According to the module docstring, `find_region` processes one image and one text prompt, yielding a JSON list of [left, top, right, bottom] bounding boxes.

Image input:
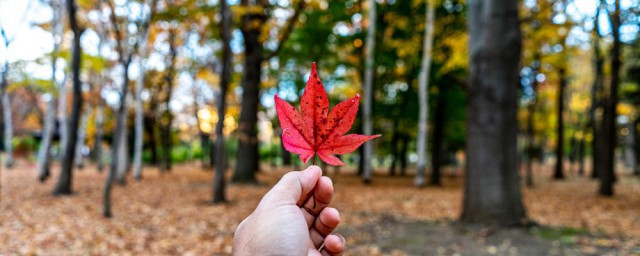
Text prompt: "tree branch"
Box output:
[[106, 0, 126, 64], [264, 0, 305, 60]]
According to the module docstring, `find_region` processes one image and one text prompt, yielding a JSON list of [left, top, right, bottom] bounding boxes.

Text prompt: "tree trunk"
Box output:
[[58, 73, 68, 162], [415, 0, 435, 188], [53, 0, 83, 195], [38, 95, 56, 181], [600, 0, 621, 196], [74, 106, 89, 169], [144, 115, 158, 165], [399, 134, 408, 176], [105, 62, 130, 215], [461, 0, 526, 226], [1, 53, 13, 169], [213, 0, 231, 203], [232, 10, 264, 184], [525, 53, 541, 187], [133, 67, 145, 180], [133, 58, 146, 180], [133, 1, 155, 180], [430, 83, 445, 186], [554, 67, 566, 179], [37, 0, 65, 180], [115, 70, 131, 184], [634, 116, 640, 176], [361, 0, 377, 184], [388, 120, 399, 176], [159, 30, 177, 172], [591, 0, 605, 179], [94, 86, 105, 172]]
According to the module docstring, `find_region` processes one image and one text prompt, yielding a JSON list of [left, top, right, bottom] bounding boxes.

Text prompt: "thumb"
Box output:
[[262, 165, 322, 207]]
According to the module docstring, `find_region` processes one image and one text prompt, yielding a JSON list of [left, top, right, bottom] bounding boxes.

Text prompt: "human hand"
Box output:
[[233, 166, 345, 256]]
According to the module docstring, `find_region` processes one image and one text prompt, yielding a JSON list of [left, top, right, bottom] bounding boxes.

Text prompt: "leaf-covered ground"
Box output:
[[1, 161, 639, 255]]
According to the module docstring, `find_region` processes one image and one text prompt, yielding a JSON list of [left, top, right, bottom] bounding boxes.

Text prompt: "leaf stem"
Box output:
[[312, 155, 317, 209]]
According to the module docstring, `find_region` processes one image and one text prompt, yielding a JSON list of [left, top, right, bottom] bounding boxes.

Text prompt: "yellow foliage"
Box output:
[[196, 68, 220, 86], [439, 33, 468, 73], [618, 103, 635, 116]]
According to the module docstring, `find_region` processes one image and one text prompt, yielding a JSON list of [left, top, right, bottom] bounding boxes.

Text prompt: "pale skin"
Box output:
[[233, 166, 346, 256]]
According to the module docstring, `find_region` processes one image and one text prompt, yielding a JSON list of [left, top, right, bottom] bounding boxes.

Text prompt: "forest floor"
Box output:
[[1, 160, 640, 255]]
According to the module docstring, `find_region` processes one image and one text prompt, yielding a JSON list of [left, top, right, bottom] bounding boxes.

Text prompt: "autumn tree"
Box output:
[[460, 0, 527, 225], [232, 0, 304, 183], [0, 25, 14, 169], [36, 0, 66, 181], [600, 0, 622, 196], [415, 0, 435, 188], [212, 0, 232, 203], [361, 0, 376, 183], [53, 0, 84, 195]]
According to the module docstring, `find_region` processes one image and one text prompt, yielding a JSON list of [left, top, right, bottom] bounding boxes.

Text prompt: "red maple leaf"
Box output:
[[275, 62, 380, 166]]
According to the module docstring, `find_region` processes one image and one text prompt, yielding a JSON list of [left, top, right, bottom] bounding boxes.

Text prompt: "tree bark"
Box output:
[[38, 95, 56, 181], [591, 0, 605, 179], [361, 0, 377, 184], [213, 0, 231, 203], [232, 9, 264, 183], [74, 106, 89, 169], [0, 29, 13, 169], [430, 84, 445, 186], [37, 0, 65, 181], [554, 67, 566, 179], [115, 69, 131, 184], [399, 133, 408, 176], [415, 0, 436, 188], [58, 71, 68, 163], [461, 0, 527, 226], [388, 120, 399, 176], [94, 92, 105, 172], [159, 30, 177, 172], [133, 0, 156, 180], [600, 0, 621, 196], [53, 0, 83, 195]]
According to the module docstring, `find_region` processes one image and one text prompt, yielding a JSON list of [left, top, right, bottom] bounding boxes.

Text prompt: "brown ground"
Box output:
[[1, 160, 639, 255]]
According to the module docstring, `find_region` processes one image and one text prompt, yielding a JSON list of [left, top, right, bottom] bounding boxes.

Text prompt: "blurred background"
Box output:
[[0, 0, 639, 255]]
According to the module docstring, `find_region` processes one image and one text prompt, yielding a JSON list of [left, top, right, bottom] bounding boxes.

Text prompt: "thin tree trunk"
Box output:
[[525, 52, 541, 187], [634, 116, 640, 176], [144, 115, 158, 165], [58, 72, 68, 161], [399, 134, 408, 176], [133, 0, 155, 180], [38, 95, 56, 181], [159, 30, 177, 172], [600, 0, 621, 196], [388, 120, 399, 176], [591, 0, 605, 179], [213, 0, 231, 203], [430, 83, 445, 186], [133, 62, 146, 180], [37, 0, 65, 180], [0, 42, 13, 169], [94, 94, 105, 172], [74, 106, 89, 169], [461, 0, 526, 225], [361, 0, 377, 184], [554, 67, 566, 179], [53, 0, 83, 195], [415, 0, 436, 188], [116, 102, 129, 183]]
